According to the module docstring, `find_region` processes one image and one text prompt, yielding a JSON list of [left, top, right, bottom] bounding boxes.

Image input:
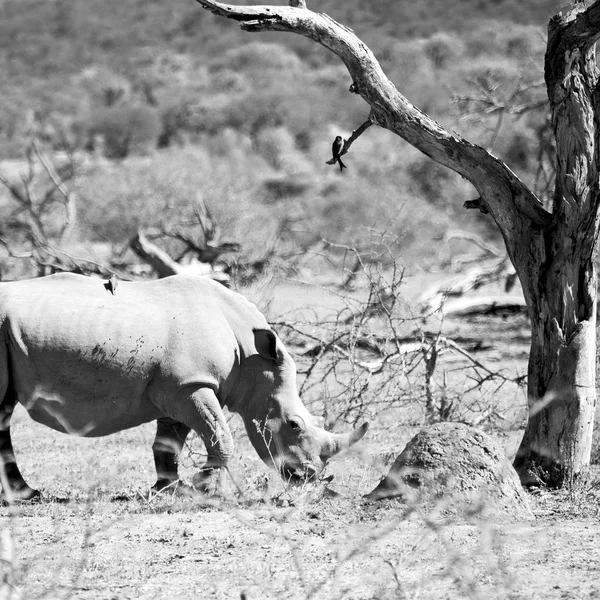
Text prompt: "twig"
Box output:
[[0, 237, 34, 260], [443, 230, 503, 258], [32, 139, 76, 242]]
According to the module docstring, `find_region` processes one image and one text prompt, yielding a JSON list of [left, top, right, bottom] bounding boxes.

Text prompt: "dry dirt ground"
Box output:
[[4, 424, 600, 600], [2, 277, 600, 600]]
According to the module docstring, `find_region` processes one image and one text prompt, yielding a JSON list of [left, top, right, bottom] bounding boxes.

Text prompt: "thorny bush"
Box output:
[[272, 238, 527, 431]]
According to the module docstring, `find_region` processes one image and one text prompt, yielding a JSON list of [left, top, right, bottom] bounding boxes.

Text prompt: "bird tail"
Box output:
[[338, 158, 346, 171]]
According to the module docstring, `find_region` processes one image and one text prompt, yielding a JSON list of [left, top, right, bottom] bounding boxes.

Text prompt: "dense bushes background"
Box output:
[[0, 0, 559, 275]]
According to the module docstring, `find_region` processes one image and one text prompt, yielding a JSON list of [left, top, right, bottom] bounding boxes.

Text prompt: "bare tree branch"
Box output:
[[0, 237, 33, 260], [0, 163, 46, 245], [129, 230, 232, 283], [455, 76, 546, 119], [195, 0, 551, 239], [145, 198, 242, 266], [32, 139, 77, 243], [130, 231, 182, 278], [0, 172, 27, 206], [443, 230, 504, 258]]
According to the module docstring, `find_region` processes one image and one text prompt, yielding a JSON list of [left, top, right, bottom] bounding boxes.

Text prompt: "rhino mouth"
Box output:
[[280, 464, 318, 483]]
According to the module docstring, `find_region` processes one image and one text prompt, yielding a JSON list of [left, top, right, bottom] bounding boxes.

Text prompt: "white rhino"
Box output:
[[0, 273, 367, 500]]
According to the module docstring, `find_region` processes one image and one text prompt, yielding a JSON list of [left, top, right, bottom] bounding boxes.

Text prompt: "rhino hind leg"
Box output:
[[0, 385, 40, 502], [152, 418, 191, 491]]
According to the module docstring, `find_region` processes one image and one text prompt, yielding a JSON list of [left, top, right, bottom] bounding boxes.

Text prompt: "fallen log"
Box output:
[[419, 257, 516, 314], [130, 230, 180, 278], [129, 230, 230, 284], [442, 295, 527, 318]]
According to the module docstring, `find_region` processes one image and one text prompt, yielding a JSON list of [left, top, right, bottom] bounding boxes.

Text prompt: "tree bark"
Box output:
[[513, 4, 600, 486], [195, 0, 600, 487]]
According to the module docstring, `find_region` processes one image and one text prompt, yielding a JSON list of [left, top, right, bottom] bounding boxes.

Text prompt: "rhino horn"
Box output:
[[320, 422, 369, 459]]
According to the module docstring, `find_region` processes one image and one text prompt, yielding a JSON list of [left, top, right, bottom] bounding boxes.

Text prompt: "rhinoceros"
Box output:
[[0, 273, 368, 500]]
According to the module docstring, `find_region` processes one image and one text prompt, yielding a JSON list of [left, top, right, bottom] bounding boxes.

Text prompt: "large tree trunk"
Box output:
[[195, 0, 600, 488], [515, 312, 597, 486], [513, 9, 600, 485]]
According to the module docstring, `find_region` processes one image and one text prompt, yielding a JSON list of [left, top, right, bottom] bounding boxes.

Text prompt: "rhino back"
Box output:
[[0, 273, 266, 436]]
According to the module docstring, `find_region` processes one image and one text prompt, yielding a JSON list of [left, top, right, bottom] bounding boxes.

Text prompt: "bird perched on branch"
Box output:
[[331, 136, 346, 171], [104, 274, 118, 295]]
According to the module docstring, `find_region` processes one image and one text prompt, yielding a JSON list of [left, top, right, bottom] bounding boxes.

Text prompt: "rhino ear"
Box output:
[[253, 328, 282, 364]]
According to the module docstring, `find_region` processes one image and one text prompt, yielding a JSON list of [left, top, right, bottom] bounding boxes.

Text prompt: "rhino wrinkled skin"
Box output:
[[0, 273, 367, 499]]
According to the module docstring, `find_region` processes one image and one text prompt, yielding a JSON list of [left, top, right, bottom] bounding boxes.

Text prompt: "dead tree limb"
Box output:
[[0, 138, 95, 277], [442, 295, 527, 318], [130, 231, 182, 278], [195, 0, 550, 237], [443, 230, 504, 259], [148, 198, 241, 265], [419, 258, 515, 313], [129, 230, 231, 283], [32, 140, 77, 243]]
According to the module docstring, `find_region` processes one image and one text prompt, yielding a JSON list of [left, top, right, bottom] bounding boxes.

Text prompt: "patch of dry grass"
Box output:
[[0, 260, 593, 600]]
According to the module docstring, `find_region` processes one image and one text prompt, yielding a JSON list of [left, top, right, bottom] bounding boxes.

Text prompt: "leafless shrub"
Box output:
[[126, 196, 240, 283], [150, 197, 241, 265], [0, 136, 116, 279], [273, 235, 525, 430], [85, 104, 161, 159], [452, 66, 554, 208]]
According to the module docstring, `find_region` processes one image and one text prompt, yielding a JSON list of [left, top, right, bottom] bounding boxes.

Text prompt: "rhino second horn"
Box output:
[[321, 422, 369, 458]]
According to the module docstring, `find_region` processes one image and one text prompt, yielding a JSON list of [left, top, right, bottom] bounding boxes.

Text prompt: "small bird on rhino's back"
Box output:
[[104, 274, 118, 295]]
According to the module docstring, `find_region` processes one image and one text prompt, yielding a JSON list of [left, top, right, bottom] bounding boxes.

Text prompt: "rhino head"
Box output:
[[237, 329, 368, 481]]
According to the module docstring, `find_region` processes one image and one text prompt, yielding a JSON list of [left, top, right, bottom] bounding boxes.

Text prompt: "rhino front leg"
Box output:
[[151, 387, 234, 495], [152, 418, 191, 491], [0, 387, 39, 502]]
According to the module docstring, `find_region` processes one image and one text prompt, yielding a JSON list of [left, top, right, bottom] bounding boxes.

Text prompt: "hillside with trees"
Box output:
[[0, 0, 561, 278]]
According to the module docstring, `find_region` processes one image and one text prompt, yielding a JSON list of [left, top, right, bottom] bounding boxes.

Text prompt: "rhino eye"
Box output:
[[288, 420, 301, 431]]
